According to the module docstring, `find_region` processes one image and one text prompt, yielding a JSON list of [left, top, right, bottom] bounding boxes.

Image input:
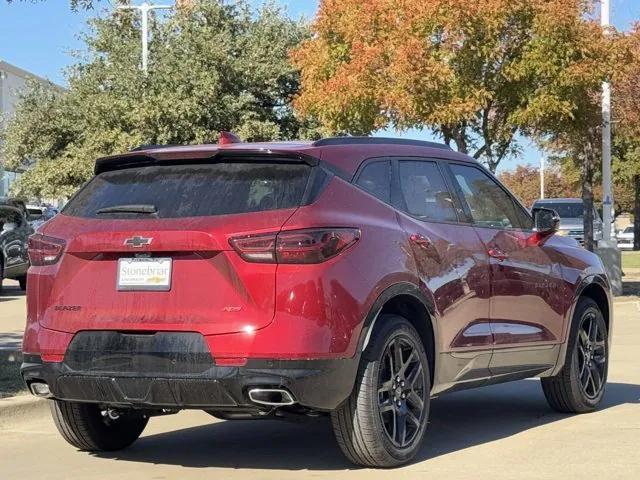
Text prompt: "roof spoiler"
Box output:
[[94, 150, 319, 175]]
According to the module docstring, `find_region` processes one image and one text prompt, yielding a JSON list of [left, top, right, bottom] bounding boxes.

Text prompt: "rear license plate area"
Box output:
[[117, 257, 172, 291]]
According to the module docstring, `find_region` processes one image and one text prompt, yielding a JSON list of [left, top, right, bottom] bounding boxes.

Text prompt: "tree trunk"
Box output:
[[452, 126, 468, 154], [582, 153, 595, 252], [634, 174, 640, 251]]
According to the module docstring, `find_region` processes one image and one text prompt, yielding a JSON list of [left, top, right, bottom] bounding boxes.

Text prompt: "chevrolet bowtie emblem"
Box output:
[[124, 236, 152, 248]]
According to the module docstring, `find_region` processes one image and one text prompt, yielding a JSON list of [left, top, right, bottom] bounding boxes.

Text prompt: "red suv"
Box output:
[[21, 137, 612, 467]]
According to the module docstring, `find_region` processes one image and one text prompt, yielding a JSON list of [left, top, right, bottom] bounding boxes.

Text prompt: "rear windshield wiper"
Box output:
[[96, 204, 158, 215]]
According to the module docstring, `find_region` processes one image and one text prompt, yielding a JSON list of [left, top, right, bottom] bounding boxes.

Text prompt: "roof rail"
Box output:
[[312, 136, 451, 150]]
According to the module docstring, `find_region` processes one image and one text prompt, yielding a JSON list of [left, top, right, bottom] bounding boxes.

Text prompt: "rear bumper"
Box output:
[[21, 354, 358, 411]]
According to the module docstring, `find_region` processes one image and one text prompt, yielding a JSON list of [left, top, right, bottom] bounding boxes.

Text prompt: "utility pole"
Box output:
[[117, 2, 172, 75], [540, 157, 545, 199], [601, 0, 613, 240], [594, 0, 622, 296]]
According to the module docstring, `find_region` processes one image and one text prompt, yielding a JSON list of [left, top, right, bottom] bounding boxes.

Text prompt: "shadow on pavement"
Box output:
[[93, 380, 640, 471], [0, 332, 23, 350], [0, 283, 26, 301], [622, 280, 640, 297]]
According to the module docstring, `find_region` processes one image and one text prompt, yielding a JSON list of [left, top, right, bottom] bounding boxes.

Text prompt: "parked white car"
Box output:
[[616, 226, 634, 250]]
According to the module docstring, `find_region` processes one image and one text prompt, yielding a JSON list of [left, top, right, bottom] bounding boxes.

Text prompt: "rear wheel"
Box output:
[[331, 315, 430, 468], [18, 275, 27, 290], [50, 400, 148, 451], [541, 297, 608, 413]]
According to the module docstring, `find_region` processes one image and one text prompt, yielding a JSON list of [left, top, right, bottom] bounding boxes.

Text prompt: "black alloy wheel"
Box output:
[[377, 336, 428, 448], [331, 315, 431, 467], [576, 309, 607, 400]]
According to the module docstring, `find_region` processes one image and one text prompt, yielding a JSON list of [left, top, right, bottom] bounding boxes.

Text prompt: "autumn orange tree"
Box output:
[[498, 164, 578, 208], [293, 0, 611, 173]]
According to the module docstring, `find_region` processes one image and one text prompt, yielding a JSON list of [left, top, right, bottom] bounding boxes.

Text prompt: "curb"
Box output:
[[0, 394, 48, 423]]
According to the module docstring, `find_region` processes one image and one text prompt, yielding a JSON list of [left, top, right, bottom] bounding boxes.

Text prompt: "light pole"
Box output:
[[601, 0, 613, 240], [117, 2, 172, 75], [540, 156, 545, 200], [595, 0, 622, 296]]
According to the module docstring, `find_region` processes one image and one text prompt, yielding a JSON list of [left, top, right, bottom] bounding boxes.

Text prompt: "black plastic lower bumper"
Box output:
[[21, 354, 359, 411]]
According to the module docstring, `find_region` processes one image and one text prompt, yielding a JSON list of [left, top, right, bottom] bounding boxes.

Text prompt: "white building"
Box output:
[[0, 60, 62, 197]]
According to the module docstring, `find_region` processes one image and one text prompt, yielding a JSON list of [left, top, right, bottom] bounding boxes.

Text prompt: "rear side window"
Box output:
[[355, 161, 391, 203], [397, 161, 457, 222], [63, 163, 311, 219]]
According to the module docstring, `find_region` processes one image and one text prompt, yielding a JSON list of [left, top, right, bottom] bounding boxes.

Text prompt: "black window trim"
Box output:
[[353, 156, 475, 226], [442, 160, 534, 232]]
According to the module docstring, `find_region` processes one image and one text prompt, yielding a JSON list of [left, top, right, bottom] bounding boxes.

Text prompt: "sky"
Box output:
[[1, 0, 639, 172]]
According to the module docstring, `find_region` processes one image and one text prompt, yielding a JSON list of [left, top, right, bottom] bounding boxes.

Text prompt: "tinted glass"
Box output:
[[356, 161, 391, 203], [63, 163, 311, 219], [398, 161, 457, 222], [28, 208, 44, 220], [450, 164, 532, 229], [0, 208, 21, 228]]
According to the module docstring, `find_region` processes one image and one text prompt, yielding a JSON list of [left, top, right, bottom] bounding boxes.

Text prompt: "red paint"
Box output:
[[218, 131, 242, 145]]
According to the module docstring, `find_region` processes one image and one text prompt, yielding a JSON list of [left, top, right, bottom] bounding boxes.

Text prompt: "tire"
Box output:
[[50, 400, 148, 451], [541, 297, 608, 413], [331, 314, 431, 468], [18, 275, 27, 290]]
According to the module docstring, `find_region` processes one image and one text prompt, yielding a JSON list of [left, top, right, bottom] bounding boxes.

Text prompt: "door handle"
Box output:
[[488, 247, 508, 261], [410, 233, 432, 250]]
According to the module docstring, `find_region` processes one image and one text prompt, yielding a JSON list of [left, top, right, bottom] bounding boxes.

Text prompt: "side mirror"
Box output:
[[532, 207, 560, 235]]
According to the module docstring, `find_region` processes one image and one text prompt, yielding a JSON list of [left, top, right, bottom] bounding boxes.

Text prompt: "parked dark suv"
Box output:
[[22, 137, 611, 468], [0, 204, 33, 291]]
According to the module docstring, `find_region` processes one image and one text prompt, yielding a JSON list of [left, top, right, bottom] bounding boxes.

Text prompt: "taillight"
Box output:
[[230, 228, 360, 264], [28, 234, 66, 266], [228, 234, 278, 263]]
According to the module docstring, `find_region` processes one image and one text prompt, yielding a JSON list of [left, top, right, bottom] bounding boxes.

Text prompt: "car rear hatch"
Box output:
[[36, 157, 321, 336]]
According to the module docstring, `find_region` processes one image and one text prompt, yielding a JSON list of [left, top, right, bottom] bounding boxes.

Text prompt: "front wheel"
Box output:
[[50, 400, 148, 451], [541, 297, 608, 413], [331, 315, 430, 468]]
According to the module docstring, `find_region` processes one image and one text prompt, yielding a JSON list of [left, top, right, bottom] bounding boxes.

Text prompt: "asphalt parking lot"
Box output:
[[1, 282, 639, 479]]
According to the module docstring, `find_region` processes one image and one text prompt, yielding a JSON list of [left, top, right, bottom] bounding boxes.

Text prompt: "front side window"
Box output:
[[397, 160, 457, 222], [450, 164, 532, 230]]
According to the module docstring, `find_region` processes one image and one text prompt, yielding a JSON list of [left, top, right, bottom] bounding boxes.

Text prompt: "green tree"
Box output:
[[537, 25, 639, 250], [1, 0, 318, 198], [292, 0, 611, 173], [612, 26, 640, 249]]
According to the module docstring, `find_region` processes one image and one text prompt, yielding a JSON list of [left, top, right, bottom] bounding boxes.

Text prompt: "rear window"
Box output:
[[63, 163, 311, 219]]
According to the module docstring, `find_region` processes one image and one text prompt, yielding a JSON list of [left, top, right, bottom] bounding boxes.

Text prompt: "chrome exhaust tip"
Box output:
[[29, 381, 52, 398], [248, 388, 295, 406]]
